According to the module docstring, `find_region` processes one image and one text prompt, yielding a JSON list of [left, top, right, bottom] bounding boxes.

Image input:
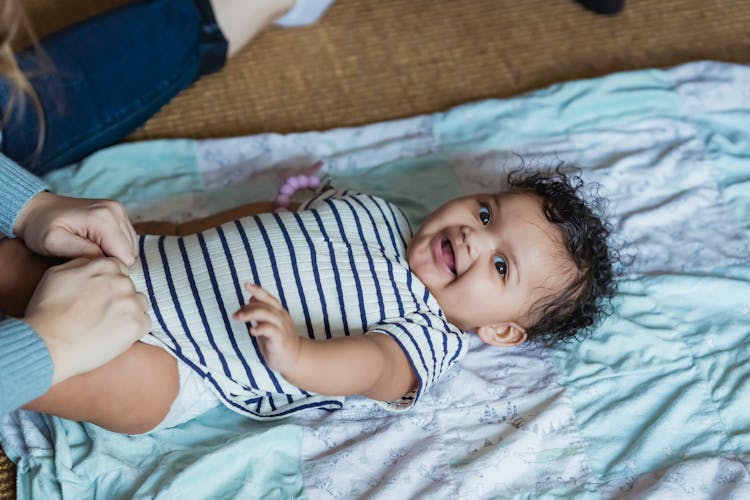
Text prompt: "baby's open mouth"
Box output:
[[441, 235, 456, 276]]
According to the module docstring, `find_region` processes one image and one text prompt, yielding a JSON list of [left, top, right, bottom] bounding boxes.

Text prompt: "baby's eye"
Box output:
[[478, 204, 491, 225], [494, 256, 507, 277]]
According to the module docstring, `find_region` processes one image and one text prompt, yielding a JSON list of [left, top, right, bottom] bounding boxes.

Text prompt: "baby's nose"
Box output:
[[461, 226, 477, 259], [462, 225, 493, 258]]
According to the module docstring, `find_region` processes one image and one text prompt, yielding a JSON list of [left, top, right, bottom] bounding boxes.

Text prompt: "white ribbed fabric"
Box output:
[[130, 190, 469, 420]]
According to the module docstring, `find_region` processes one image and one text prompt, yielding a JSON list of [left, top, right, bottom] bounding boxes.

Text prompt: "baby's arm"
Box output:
[[234, 284, 417, 401]]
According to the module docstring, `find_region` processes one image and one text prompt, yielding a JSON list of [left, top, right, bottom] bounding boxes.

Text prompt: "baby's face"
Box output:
[[407, 192, 575, 334]]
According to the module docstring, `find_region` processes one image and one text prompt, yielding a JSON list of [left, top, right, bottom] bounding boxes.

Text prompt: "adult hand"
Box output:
[[24, 257, 151, 384], [13, 191, 139, 266]]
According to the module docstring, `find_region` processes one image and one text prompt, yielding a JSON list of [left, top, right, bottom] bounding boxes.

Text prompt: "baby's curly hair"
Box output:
[[506, 168, 617, 345]]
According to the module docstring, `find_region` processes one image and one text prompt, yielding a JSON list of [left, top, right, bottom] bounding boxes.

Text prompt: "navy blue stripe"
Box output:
[[234, 220, 296, 403], [180, 238, 263, 386], [255, 216, 288, 308], [389, 322, 430, 378], [217, 226, 274, 393], [311, 209, 350, 335], [269, 214, 313, 397], [375, 330, 425, 406], [394, 204, 413, 239], [325, 199, 367, 333], [446, 326, 465, 367], [405, 271, 423, 316], [157, 237, 206, 367], [341, 198, 385, 324], [140, 236, 250, 416], [433, 315, 449, 377], [241, 219, 291, 406], [383, 197, 410, 249], [233, 220, 261, 284], [351, 196, 404, 318], [421, 286, 443, 318], [140, 236, 181, 355], [433, 315, 457, 375], [274, 212, 315, 340], [301, 187, 334, 210], [406, 314, 439, 385], [195, 233, 237, 378], [176, 238, 212, 367], [204, 371, 264, 416], [293, 212, 333, 339], [201, 379, 290, 418], [253, 217, 300, 402], [432, 314, 465, 368], [365, 194, 404, 259], [259, 398, 343, 418]]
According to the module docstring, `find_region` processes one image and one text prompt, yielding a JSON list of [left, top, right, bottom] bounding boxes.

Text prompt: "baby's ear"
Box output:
[[476, 322, 527, 347]]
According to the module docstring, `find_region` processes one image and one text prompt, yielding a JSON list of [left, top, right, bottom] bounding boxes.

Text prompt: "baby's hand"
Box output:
[[233, 283, 301, 374]]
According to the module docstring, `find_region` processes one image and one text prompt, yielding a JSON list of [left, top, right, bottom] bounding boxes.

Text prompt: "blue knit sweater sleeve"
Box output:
[[0, 153, 53, 418], [0, 152, 48, 237], [0, 318, 53, 418]]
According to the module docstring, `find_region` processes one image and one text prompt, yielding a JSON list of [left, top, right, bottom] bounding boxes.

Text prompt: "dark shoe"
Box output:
[[575, 0, 625, 15]]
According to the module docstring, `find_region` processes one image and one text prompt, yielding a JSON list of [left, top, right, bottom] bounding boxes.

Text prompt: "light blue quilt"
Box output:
[[3, 60, 750, 499]]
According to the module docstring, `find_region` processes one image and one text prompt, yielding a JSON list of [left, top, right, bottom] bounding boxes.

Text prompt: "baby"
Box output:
[[21, 170, 616, 434]]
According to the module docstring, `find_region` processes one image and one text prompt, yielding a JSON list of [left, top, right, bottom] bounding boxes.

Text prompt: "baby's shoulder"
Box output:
[[300, 188, 386, 209], [301, 190, 407, 228]]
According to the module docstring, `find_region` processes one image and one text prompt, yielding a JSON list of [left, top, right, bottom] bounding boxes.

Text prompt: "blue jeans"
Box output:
[[0, 0, 227, 176]]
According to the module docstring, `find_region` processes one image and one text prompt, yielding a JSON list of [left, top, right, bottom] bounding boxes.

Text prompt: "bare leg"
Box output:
[[24, 342, 179, 435], [0, 238, 179, 435], [0, 236, 54, 318], [211, 0, 296, 57]]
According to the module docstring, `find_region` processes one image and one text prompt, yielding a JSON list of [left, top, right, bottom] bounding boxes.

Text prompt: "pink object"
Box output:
[[276, 193, 291, 206], [287, 176, 300, 189], [274, 161, 325, 211]]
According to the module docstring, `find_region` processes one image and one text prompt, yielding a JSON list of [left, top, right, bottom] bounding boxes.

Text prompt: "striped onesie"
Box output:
[[129, 190, 470, 421]]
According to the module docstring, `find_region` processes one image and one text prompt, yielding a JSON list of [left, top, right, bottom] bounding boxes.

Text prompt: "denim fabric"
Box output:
[[0, 0, 228, 176]]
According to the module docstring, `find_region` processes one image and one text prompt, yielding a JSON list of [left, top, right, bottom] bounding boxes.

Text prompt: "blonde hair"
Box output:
[[0, 0, 45, 159]]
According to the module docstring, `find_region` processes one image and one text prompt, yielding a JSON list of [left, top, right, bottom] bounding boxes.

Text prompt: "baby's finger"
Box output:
[[233, 298, 276, 317], [246, 322, 281, 339], [233, 304, 285, 328], [244, 283, 283, 309]]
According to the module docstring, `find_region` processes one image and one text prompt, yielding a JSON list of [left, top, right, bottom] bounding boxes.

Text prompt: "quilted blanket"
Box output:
[[2, 60, 749, 499]]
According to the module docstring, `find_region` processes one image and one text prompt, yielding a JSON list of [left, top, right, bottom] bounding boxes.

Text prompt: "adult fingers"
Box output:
[[96, 219, 138, 266], [136, 291, 150, 311], [72, 200, 137, 265], [49, 233, 105, 261], [126, 218, 139, 258], [84, 256, 131, 276], [112, 201, 139, 260], [46, 256, 93, 274]]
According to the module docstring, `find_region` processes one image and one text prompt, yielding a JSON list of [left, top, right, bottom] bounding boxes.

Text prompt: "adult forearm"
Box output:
[[0, 153, 47, 237], [0, 318, 53, 419]]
